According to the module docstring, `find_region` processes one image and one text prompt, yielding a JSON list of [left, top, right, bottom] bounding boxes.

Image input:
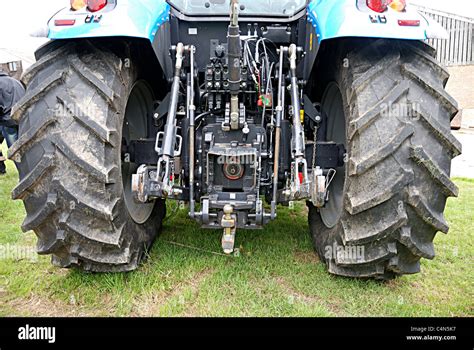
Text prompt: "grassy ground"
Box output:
[[0, 142, 473, 317]]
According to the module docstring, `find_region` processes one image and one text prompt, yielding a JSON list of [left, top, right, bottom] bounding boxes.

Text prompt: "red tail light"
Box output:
[[398, 19, 420, 26], [87, 0, 107, 12], [55, 19, 76, 26], [367, 0, 388, 13], [367, 0, 407, 13]]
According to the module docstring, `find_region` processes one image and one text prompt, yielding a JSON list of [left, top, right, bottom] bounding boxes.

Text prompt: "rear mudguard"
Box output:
[[48, 0, 170, 41], [44, 0, 446, 78], [46, 0, 172, 76], [46, 0, 445, 43], [307, 0, 446, 42]]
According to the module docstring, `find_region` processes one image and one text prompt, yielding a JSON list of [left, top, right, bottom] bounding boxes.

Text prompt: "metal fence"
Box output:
[[415, 5, 474, 66]]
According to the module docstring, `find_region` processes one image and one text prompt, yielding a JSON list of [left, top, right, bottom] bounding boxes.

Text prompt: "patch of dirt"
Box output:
[[408, 280, 456, 307], [131, 268, 215, 317], [274, 276, 345, 316], [7, 294, 90, 317], [294, 250, 319, 264]]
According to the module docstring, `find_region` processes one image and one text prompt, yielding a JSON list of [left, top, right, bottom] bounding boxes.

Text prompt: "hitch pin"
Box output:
[[221, 204, 236, 254]]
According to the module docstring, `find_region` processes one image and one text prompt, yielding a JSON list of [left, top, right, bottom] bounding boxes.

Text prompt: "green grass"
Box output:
[[0, 141, 473, 317]]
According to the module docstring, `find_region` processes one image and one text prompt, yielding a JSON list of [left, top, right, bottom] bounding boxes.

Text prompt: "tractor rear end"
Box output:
[[9, 0, 461, 279]]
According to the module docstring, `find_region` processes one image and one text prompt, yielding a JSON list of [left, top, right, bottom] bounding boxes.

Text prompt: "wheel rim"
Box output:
[[319, 83, 347, 229], [121, 81, 155, 224]]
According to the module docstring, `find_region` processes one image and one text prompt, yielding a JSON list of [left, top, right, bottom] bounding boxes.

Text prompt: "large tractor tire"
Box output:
[[9, 41, 166, 272], [309, 39, 461, 279]]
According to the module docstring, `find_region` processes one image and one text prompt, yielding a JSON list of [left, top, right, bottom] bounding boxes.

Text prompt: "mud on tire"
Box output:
[[9, 40, 166, 272], [309, 39, 462, 279]]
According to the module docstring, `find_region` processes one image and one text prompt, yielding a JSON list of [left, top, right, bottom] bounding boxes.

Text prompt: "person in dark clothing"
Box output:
[[0, 69, 25, 173], [0, 134, 6, 175]]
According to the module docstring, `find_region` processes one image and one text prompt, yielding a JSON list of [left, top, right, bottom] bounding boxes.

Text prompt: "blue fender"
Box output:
[[48, 0, 170, 41], [47, 0, 446, 44], [307, 0, 446, 43]]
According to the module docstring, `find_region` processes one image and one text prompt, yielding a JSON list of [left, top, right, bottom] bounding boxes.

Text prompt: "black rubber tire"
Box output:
[[308, 39, 462, 279], [9, 40, 166, 272]]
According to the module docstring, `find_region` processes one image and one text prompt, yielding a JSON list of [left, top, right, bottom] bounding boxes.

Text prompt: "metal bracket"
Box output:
[[311, 167, 326, 208], [155, 132, 183, 157], [131, 165, 150, 203], [221, 204, 237, 254]]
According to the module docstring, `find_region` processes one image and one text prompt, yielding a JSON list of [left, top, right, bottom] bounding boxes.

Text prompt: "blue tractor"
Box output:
[[10, 0, 462, 278]]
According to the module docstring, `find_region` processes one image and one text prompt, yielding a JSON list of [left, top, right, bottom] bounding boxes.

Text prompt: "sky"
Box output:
[[0, 0, 65, 45], [0, 0, 473, 66]]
